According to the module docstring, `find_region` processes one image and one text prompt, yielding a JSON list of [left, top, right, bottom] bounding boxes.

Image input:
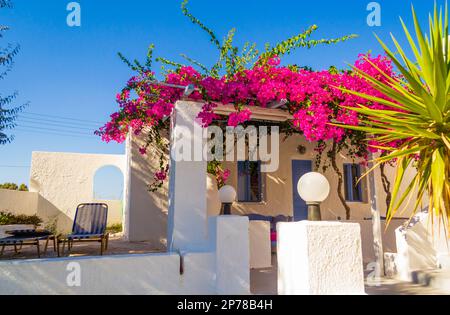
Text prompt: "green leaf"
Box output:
[[431, 148, 445, 213]]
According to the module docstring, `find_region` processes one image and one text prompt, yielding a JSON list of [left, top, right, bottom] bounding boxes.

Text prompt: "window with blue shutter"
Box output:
[[237, 161, 263, 202], [344, 164, 363, 202]]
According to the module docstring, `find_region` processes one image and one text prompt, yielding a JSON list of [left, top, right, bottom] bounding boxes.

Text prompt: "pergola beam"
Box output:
[[213, 104, 293, 122]]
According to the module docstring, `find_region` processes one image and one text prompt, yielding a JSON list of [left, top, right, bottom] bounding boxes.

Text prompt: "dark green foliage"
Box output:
[[106, 223, 123, 234], [0, 211, 43, 226], [119, 0, 357, 82], [118, 44, 156, 75], [176, 0, 357, 78], [0, 0, 26, 145], [0, 182, 28, 191], [260, 25, 357, 62], [181, 0, 220, 50]]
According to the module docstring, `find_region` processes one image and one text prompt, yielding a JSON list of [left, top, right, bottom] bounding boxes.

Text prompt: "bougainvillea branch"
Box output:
[[97, 1, 401, 217]]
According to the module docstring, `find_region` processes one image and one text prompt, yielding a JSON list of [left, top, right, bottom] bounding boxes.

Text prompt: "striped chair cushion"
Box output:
[[72, 203, 108, 235]]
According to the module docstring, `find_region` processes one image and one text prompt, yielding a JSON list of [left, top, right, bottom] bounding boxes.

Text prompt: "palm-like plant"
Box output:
[[337, 4, 450, 231]]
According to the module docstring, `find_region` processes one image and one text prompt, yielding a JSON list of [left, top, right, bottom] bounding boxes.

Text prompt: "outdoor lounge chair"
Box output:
[[0, 231, 57, 258], [59, 203, 109, 256]]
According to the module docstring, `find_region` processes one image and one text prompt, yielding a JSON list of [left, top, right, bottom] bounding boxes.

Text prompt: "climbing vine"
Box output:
[[97, 0, 401, 218]]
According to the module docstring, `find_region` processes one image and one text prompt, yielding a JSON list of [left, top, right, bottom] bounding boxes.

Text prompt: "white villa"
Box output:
[[0, 101, 448, 295]]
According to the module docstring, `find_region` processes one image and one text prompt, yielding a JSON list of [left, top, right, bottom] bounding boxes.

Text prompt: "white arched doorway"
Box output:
[[93, 165, 125, 232], [29, 152, 128, 233]]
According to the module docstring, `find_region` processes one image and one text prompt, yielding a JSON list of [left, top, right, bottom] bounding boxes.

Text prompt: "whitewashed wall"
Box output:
[[125, 130, 169, 245], [277, 221, 365, 295], [348, 219, 403, 266], [28, 152, 127, 232], [0, 189, 123, 232], [0, 216, 249, 295], [395, 211, 449, 281]]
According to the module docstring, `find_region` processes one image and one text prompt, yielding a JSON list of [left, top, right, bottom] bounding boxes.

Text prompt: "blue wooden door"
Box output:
[[292, 160, 313, 221]]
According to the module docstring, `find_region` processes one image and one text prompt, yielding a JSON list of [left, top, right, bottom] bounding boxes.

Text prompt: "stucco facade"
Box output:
[[222, 134, 373, 220], [28, 152, 127, 233], [222, 133, 409, 221], [0, 100, 431, 294], [277, 221, 365, 295]]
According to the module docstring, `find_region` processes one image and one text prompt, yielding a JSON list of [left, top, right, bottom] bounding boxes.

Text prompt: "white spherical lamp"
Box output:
[[297, 172, 330, 221], [218, 185, 236, 215]]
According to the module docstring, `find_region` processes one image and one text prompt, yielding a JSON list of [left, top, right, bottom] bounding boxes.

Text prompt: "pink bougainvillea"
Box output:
[[99, 53, 398, 145], [227, 109, 252, 127], [197, 102, 219, 128], [97, 53, 401, 187], [216, 168, 231, 188]]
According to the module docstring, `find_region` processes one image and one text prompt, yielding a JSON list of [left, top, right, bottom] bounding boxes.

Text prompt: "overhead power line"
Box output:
[[16, 125, 96, 136], [17, 119, 97, 131], [18, 116, 101, 128], [14, 128, 100, 139], [21, 111, 104, 125]]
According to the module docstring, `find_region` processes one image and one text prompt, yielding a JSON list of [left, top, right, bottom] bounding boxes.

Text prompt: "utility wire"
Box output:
[[21, 111, 104, 124], [17, 119, 96, 131], [17, 116, 101, 128], [14, 128, 99, 139], [16, 125, 96, 136]]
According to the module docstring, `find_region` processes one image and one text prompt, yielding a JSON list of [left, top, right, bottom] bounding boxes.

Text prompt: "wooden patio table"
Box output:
[[0, 230, 58, 258]]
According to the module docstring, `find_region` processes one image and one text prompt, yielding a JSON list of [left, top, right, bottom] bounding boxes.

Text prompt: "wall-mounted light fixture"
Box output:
[[297, 145, 307, 155], [183, 84, 196, 97], [268, 99, 288, 109]]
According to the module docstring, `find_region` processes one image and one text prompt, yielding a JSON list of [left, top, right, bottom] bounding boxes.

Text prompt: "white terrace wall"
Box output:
[[0, 101, 250, 295], [27, 152, 127, 233], [16, 145, 167, 245], [0, 215, 249, 295], [0, 189, 39, 217], [0, 189, 123, 232], [0, 189, 70, 231]]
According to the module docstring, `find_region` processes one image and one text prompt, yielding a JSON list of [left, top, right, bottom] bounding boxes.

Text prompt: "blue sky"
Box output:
[[0, 0, 443, 197]]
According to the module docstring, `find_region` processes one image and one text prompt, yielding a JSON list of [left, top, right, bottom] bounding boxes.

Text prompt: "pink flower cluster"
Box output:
[[154, 169, 168, 181], [293, 103, 345, 142], [98, 53, 400, 158], [216, 168, 231, 188], [197, 102, 219, 128], [228, 109, 252, 127]]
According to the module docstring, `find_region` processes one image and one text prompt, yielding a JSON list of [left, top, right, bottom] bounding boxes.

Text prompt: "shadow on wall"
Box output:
[[397, 211, 440, 271], [0, 188, 73, 234], [28, 152, 127, 235], [349, 219, 405, 266], [36, 195, 73, 233], [128, 131, 169, 248], [29, 177, 73, 233]]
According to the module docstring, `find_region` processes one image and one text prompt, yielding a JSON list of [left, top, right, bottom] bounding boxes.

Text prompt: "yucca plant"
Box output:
[[336, 4, 450, 232]]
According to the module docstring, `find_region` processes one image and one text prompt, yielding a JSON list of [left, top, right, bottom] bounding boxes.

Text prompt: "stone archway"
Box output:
[[30, 151, 127, 233], [93, 165, 125, 227]]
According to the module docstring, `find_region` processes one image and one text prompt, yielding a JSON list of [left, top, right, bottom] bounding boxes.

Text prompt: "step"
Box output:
[[384, 252, 398, 278], [437, 254, 450, 270], [411, 269, 450, 293]]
